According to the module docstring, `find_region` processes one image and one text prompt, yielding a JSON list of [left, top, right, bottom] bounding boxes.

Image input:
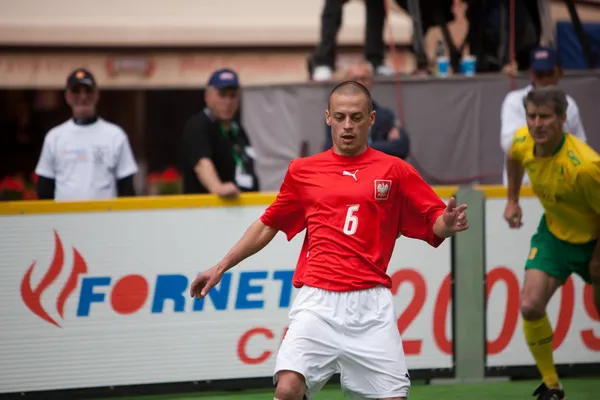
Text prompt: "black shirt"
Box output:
[[180, 109, 260, 194]]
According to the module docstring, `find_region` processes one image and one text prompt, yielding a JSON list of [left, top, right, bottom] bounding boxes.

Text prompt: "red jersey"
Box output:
[[260, 147, 446, 292]]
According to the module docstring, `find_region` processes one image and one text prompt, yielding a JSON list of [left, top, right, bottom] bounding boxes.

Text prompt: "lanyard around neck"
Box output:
[[220, 124, 245, 169]]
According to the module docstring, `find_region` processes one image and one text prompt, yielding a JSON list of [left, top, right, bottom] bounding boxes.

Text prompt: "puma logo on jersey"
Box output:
[[342, 169, 359, 181]]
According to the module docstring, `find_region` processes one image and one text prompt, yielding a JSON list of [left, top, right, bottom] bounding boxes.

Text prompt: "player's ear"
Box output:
[[325, 109, 332, 126], [369, 110, 376, 126]]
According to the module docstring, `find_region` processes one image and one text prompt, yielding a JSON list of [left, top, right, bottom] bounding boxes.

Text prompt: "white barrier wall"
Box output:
[[0, 200, 452, 393], [0, 193, 598, 394]]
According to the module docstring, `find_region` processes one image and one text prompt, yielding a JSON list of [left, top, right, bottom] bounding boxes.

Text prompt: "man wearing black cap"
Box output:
[[180, 68, 259, 197], [35, 68, 138, 201], [500, 46, 587, 186]]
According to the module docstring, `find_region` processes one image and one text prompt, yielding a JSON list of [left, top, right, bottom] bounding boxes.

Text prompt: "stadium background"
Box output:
[[0, 0, 599, 399]]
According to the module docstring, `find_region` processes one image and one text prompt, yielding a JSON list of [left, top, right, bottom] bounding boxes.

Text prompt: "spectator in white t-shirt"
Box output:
[[35, 68, 138, 201], [499, 46, 586, 186]]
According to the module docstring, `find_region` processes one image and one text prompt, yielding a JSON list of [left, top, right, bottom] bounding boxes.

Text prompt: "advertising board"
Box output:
[[0, 198, 452, 393]]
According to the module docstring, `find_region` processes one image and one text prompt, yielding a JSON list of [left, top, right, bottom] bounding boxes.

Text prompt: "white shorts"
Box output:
[[274, 285, 410, 399]]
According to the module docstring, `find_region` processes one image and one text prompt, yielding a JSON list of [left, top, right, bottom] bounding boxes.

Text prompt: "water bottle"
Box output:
[[435, 40, 449, 77], [460, 50, 477, 77]]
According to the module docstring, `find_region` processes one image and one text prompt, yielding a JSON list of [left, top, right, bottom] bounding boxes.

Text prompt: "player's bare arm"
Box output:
[[504, 154, 525, 228], [190, 220, 278, 298], [433, 196, 469, 238]]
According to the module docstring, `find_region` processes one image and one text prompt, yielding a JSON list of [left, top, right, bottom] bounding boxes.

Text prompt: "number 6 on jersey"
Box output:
[[343, 205, 360, 235]]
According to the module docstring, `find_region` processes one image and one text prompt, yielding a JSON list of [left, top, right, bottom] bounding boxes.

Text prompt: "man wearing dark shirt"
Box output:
[[180, 68, 260, 197]]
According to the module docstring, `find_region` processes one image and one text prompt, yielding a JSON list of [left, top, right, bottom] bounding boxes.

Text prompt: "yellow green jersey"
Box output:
[[509, 127, 600, 244]]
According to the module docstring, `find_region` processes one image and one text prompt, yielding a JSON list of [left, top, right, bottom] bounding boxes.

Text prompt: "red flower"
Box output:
[[0, 177, 25, 192], [162, 167, 180, 183], [31, 172, 39, 184]]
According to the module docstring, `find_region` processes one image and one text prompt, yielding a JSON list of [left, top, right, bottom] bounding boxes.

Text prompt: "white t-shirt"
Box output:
[[35, 118, 138, 201], [499, 84, 587, 185]]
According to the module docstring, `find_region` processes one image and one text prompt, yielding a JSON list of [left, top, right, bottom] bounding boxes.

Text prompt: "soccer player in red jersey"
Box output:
[[191, 81, 468, 400]]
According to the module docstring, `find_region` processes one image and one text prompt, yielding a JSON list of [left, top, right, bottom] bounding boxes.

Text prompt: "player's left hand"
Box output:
[[190, 265, 223, 299], [442, 196, 469, 233]]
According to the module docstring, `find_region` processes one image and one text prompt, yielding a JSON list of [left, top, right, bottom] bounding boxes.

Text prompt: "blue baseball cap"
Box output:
[[530, 47, 559, 72], [207, 68, 240, 89]]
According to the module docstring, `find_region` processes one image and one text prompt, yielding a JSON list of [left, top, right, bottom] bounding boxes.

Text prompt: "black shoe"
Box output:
[[532, 382, 566, 400]]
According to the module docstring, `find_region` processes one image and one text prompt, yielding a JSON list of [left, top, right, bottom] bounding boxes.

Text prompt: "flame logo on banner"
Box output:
[[20, 230, 88, 327]]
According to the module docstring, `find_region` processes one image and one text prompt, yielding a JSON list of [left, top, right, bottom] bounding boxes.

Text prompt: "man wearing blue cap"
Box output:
[[180, 68, 259, 196], [500, 46, 587, 186]]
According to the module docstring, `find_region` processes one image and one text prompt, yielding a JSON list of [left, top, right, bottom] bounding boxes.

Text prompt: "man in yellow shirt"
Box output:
[[504, 86, 600, 400]]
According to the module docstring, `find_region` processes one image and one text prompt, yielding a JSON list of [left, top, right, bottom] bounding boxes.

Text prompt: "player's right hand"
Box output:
[[503, 201, 523, 229], [217, 182, 240, 199], [190, 266, 223, 299]]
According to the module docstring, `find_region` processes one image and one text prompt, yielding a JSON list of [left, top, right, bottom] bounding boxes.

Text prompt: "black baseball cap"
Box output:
[[66, 68, 97, 89]]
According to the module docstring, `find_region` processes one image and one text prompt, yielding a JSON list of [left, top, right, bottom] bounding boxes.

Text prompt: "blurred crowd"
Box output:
[[0, 0, 589, 201], [308, 0, 545, 79]]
